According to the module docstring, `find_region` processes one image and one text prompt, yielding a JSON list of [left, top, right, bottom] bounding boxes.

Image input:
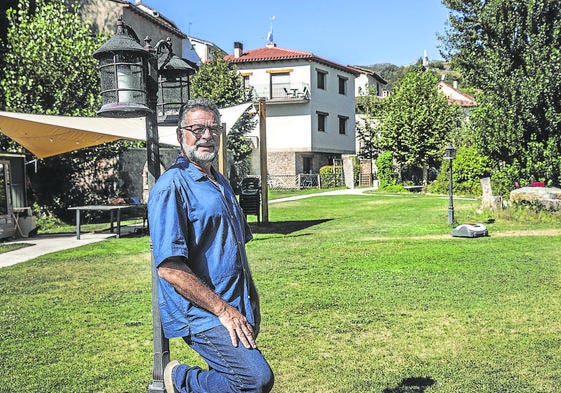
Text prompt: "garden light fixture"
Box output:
[[444, 143, 457, 225]]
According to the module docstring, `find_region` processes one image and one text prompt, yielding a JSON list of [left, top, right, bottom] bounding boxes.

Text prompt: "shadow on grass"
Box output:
[[383, 377, 436, 393], [249, 219, 332, 235]]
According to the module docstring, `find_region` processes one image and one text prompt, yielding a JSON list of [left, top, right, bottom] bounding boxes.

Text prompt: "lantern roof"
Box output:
[[160, 54, 196, 77], [93, 17, 152, 59]]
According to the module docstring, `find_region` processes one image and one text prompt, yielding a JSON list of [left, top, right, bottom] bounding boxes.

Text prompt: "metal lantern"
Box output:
[[444, 143, 457, 160], [153, 38, 196, 124], [93, 17, 154, 118]]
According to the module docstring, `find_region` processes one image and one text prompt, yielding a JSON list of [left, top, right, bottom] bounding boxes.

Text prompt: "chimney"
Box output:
[[453, 81, 458, 89], [234, 42, 243, 58]]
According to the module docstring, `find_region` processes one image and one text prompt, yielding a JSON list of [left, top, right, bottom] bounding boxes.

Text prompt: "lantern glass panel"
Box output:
[[116, 63, 145, 103], [157, 76, 189, 118], [98, 53, 147, 107], [99, 64, 117, 106], [444, 144, 456, 160]]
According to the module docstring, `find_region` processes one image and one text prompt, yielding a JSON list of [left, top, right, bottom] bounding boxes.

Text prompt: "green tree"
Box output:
[[0, 0, 134, 220], [191, 51, 256, 182], [376, 68, 461, 183], [191, 50, 244, 108], [0, 0, 19, 109], [1, 0, 104, 115], [440, 0, 561, 193]]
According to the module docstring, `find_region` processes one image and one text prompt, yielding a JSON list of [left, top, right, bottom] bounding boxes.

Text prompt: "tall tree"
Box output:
[[191, 51, 256, 182], [374, 68, 460, 183], [1, 0, 105, 115], [440, 0, 561, 191], [0, 0, 134, 220], [0, 0, 20, 109]]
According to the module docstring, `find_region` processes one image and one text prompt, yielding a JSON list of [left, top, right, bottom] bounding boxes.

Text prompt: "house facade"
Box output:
[[347, 65, 388, 97], [225, 42, 359, 176], [437, 80, 477, 108], [79, 0, 198, 63], [188, 35, 225, 65]]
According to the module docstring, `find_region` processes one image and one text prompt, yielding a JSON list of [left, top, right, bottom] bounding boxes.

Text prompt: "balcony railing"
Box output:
[[245, 83, 310, 103]]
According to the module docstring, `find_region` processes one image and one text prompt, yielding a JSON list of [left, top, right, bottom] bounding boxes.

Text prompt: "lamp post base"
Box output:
[[448, 206, 455, 225], [147, 381, 166, 393]]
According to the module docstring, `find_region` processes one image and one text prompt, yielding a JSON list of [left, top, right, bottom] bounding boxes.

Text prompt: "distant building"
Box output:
[[225, 41, 359, 176], [78, 0, 199, 64], [188, 35, 225, 65], [346, 65, 388, 97], [437, 80, 477, 108]]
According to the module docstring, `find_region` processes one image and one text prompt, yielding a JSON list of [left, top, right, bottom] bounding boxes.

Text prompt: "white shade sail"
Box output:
[[0, 103, 253, 158]]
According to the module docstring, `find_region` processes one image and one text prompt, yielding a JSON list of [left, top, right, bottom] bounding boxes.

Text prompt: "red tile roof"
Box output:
[[438, 81, 477, 107], [225, 45, 359, 76]]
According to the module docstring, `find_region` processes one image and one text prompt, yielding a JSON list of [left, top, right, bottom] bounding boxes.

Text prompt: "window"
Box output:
[[270, 72, 290, 98], [317, 111, 328, 132], [317, 70, 327, 90], [338, 75, 347, 95], [338, 115, 348, 134], [242, 75, 251, 90]]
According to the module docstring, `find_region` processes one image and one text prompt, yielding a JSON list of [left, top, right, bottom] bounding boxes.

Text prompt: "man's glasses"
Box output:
[[179, 124, 223, 137]]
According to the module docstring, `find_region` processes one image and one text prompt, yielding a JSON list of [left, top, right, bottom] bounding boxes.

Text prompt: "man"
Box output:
[[148, 98, 274, 393]]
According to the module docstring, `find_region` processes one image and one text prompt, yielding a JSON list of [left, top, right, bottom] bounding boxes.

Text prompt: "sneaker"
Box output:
[[164, 360, 180, 393]]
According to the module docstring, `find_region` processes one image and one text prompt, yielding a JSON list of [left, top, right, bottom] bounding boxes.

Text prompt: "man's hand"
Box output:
[[218, 306, 256, 349], [158, 258, 257, 349]]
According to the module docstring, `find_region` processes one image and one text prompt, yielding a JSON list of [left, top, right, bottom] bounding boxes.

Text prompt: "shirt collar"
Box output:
[[176, 155, 215, 183]]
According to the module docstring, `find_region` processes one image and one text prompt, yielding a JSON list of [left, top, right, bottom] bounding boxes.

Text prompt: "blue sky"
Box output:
[[140, 0, 450, 66]]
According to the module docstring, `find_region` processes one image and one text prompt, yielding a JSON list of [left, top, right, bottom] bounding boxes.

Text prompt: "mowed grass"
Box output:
[[1, 191, 560, 392]]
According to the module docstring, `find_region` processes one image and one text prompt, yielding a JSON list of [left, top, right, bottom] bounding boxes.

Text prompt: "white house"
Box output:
[[225, 42, 359, 176], [188, 35, 225, 65], [347, 65, 388, 97], [437, 80, 477, 108]]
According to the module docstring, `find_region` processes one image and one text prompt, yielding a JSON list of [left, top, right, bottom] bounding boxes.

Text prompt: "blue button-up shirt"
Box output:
[[148, 155, 254, 338]]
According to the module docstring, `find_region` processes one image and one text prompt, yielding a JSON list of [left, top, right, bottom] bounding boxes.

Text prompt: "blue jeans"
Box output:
[[173, 325, 274, 393]]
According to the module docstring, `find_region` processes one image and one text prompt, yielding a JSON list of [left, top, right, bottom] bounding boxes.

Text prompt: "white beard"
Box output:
[[182, 140, 217, 165]]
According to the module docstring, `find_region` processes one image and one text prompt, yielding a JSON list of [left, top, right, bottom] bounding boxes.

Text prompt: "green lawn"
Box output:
[[1, 192, 560, 392]]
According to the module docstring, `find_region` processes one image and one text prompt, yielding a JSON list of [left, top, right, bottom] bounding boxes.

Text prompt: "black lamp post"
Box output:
[[444, 143, 457, 225], [93, 17, 196, 393]]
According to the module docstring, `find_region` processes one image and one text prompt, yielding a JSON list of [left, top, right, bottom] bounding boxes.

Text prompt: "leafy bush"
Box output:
[[320, 166, 344, 188], [319, 164, 361, 188], [428, 146, 491, 196], [31, 202, 63, 231], [375, 151, 405, 191]]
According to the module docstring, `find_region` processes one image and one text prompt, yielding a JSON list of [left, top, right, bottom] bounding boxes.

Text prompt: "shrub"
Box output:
[[428, 146, 491, 196], [375, 151, 405, 191], [319, 164, 363, 188], [320, 166, 344, 188]]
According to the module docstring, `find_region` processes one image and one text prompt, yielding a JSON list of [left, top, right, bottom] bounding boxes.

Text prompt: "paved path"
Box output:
[[270, 187, 377, 203], [0, 232, 115, 268]]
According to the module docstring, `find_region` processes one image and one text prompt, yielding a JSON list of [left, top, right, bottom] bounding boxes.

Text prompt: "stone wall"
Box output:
[[267, 152, 295, 175], [266, 151, 337, 175]]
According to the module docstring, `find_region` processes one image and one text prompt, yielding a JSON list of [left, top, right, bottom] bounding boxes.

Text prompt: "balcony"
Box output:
[[246, 83, 310, 104]]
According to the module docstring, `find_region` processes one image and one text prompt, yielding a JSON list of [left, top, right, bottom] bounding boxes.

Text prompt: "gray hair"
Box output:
[[178, 97, 221, 127]]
